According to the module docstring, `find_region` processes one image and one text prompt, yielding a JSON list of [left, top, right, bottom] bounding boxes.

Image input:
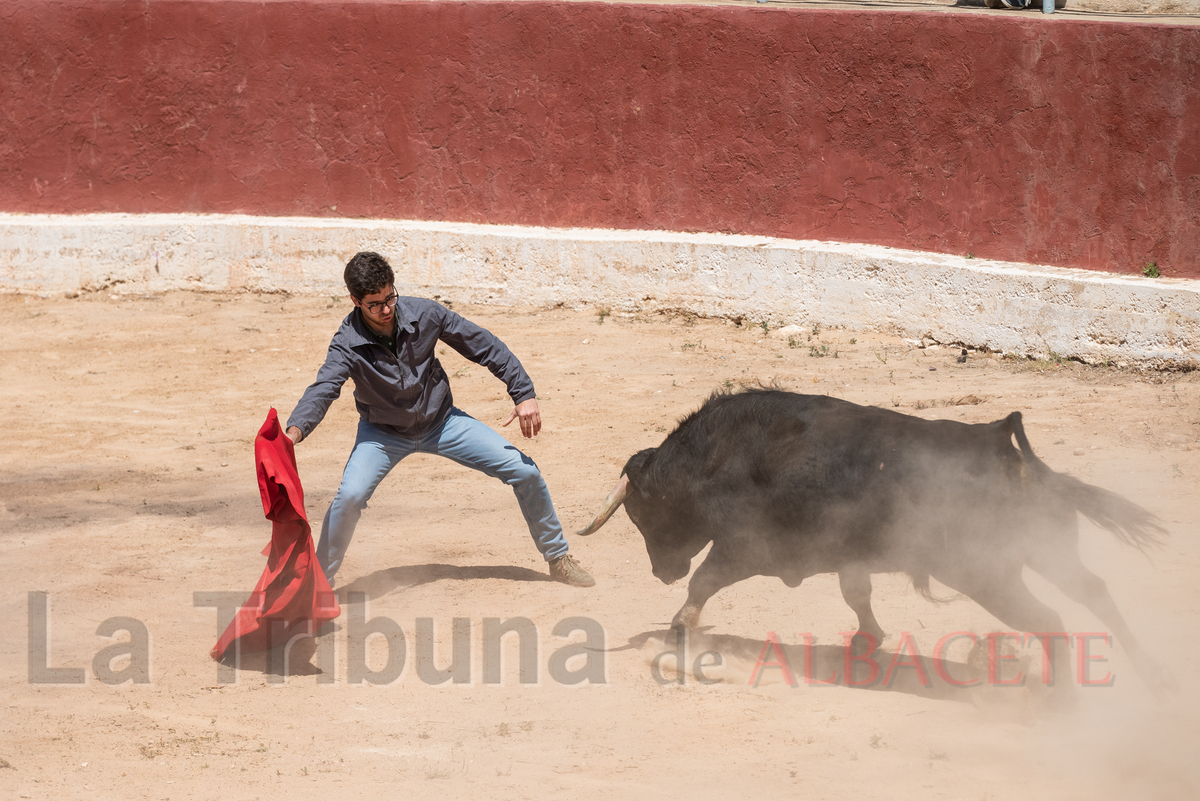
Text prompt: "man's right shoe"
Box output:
[[549, 554, 596, 587]]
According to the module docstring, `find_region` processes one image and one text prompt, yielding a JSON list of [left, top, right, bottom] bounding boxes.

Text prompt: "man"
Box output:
[[285, 251, 594, 588]]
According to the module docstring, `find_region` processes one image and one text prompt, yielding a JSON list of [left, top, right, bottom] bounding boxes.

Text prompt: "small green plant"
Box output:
[[597, 306, 611, 324], [849, 338, 857, 345], [787, 336, 800, 349], [811, 322, 821, 336], [965, 253, 975, 260], [723, 378, 735, 388], [1143, 261, 1161, 278], [681, 340, 701, 351], [760, 321, 770, 335], [809, 344, 830, 358]]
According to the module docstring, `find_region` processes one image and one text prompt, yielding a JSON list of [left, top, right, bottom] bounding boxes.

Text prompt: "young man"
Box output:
[[285, 251, 594, 588]]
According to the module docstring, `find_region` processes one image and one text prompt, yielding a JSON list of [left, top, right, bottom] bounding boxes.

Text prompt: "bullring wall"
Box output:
[[2, 1, 1198, 365], [2, 0, 1198, 276], [5, 213, 1198, 368]]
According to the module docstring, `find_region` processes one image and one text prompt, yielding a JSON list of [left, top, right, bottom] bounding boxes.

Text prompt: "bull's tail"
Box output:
[[1008, 411, 1167, 551], [1049, 472, 1167, 550], [909, 571, 959, 604]]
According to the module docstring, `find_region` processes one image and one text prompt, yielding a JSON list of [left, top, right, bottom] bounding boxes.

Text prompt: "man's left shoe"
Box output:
[[549, 555, 596, 587]]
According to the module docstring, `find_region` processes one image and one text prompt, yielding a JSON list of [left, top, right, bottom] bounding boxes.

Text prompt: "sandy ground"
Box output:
[[1, 289, 1199, 800]]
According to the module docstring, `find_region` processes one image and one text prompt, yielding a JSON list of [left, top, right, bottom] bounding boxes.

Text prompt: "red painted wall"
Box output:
[[2, 1, 1197, 276]]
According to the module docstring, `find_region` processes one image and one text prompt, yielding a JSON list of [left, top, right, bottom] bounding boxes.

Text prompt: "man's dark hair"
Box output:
[[344, 252, 395, 300]]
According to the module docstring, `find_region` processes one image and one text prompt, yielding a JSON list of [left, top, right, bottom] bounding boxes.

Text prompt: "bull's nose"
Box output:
[[652, 568, 683, 586]]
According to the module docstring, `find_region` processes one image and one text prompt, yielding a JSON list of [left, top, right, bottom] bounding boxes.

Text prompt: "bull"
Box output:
[[579, 389, 1167, 690]]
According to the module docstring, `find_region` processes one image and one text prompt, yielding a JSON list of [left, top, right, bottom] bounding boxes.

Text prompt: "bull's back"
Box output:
[[677, 391, 1019, 490], [668, 391, 1028, 566]]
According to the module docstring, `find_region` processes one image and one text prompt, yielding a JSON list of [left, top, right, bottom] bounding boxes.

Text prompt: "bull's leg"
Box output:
[[670, 553, 756, 634], [838, 566, 886, 654], [1029, 550, 1171, 695], [937, 569, 1074, 699]]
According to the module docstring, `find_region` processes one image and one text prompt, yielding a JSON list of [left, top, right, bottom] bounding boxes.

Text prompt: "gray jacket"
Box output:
[[287, 297, 535, 440]]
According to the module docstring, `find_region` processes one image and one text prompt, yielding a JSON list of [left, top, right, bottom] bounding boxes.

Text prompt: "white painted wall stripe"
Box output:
[[2, 213, 1197, 368]]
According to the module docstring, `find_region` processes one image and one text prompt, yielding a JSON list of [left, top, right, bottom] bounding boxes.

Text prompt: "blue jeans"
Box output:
[[315, 408, 569, 580]]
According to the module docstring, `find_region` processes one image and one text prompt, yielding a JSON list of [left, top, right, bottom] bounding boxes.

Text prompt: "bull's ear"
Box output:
[[622, 448, 658, 492]]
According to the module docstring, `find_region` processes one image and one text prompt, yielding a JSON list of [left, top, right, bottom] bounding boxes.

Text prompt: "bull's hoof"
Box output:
[[671, 602, 702, 632], [1142, 663, 1179, 700], [667, 625, 688, 653], [851, 631, 883, 656]]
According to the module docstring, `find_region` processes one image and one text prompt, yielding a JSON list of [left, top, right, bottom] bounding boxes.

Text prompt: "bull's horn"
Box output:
[[576, 474, 630, 535]]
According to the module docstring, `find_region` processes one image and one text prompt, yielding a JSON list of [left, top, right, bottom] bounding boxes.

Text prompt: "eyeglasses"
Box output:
[[363, 288, 398, 314]]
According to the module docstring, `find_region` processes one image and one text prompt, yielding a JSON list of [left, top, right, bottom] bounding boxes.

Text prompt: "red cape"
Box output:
[[210, 409, 340, 661]]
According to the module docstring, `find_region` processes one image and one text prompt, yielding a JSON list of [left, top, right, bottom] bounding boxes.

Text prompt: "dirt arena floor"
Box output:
[[1, 289, 1198, 800]]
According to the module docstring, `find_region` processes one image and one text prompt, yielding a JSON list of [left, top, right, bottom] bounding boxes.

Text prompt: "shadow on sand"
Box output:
[[217, 562, 552, 679], [619, 627, 1057, 712]]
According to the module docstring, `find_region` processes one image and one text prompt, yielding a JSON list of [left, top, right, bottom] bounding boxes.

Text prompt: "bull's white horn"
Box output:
[[576, 474, 630, 535]]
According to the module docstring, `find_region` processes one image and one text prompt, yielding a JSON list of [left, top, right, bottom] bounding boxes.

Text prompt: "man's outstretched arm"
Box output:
[[286, 341, 353, 445]]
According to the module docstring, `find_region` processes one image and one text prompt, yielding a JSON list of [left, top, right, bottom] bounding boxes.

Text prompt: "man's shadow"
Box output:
[[338, 562, 553, 600], [219, 563, 551, 679]]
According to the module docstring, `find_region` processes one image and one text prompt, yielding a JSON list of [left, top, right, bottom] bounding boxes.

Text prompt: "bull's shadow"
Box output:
[[338, 562, 553, 600], [622, 628, 1045, 708]]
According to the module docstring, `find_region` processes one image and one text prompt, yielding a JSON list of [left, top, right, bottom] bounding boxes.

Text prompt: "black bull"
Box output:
[[579, 389, 1168, 690]]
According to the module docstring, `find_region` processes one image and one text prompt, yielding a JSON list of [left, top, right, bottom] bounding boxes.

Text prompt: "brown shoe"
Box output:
[[549, 554, 595, 587]]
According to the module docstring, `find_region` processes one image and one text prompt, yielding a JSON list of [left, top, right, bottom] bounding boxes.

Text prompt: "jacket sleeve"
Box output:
[[436, 306, 536, 404], [285, 339, 353, 439]]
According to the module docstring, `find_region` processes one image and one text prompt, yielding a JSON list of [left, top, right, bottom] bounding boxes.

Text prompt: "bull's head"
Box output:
[[577, 448, 708, 585]]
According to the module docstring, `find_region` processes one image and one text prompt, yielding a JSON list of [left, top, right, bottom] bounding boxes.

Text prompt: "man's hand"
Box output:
[[503, 398, 542, 438], [286, 426, 303, 445]]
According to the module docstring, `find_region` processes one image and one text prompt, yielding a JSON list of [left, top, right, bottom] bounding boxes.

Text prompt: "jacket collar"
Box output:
[[344, 298, 418, 346]]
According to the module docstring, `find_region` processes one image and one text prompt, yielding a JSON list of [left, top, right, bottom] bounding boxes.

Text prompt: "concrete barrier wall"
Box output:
[[2, 1, 1198, 276], [4, 213, 1197, 368]]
